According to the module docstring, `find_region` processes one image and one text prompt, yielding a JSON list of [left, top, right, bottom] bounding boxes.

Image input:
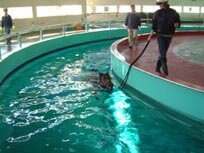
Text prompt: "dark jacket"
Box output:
[[152, 7, 180, 35], [125, 12, 141, 29], [1, 15, 13, 29]]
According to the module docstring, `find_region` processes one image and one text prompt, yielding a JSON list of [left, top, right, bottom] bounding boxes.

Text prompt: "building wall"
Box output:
[[0, 0, 204, 31], [87, 0, 204, 21], [87, 0, 204, 6], [0, 0, 87, 31]]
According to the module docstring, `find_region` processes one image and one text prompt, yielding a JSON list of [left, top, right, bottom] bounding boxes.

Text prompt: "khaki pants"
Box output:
[[128, 29, 138, 47], [5, 27, 11, 44]]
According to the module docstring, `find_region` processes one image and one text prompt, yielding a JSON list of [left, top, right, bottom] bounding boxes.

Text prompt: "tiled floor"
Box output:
[[115, 32, 204, 90]]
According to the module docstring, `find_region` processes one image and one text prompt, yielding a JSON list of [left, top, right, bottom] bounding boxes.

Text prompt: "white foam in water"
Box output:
[[82, 52, 111, 73]]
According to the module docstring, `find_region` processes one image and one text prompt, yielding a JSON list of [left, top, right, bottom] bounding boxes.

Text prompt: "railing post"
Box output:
[[40, 28, 43, 40], [108, 20, 111, 29], [85, 22, 89, 31], [146, 13, 149, 25], [62, 25, 66, 36], [18, 33, 22, 48]]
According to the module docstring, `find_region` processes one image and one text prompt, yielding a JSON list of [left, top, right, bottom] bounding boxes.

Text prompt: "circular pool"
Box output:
[[0, 39, 203, 153]]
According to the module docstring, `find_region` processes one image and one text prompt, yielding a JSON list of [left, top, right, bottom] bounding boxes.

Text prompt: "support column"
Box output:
[[32, 2, 37, 28], [81, 0, 87, 23]]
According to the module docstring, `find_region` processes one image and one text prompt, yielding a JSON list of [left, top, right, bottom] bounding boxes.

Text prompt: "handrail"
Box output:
[[0, 19, 152, 43], [0, 19, 127, 60], [0, 22, 74, 41], [0, 19, 128, 43]]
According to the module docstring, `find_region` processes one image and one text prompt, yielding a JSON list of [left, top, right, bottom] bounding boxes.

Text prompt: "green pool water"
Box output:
[[0, 40, 203, 153]]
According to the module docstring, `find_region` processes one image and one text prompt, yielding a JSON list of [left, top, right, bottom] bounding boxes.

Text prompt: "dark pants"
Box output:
[[5, 27, 11, 44], [156, 35, 172, 75]]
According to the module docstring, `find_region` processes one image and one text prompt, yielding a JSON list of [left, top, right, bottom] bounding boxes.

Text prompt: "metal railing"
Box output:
[[0, 20, 131, 60]]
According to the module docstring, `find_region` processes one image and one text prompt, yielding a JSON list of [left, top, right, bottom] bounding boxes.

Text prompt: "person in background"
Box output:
[[125, 4, 141, 48], [148, 0, 180, 75], [1, 8, 13, 45]]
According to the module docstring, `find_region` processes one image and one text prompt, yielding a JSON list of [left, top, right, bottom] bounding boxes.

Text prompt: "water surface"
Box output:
[[0, 40, 203, 153]]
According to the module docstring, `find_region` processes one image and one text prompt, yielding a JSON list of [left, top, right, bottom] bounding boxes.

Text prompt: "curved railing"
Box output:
[[0, 20, 130, 60], [0, 23, 78, 59]]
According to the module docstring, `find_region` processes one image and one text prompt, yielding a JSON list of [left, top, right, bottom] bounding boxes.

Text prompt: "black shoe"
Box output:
[[156, 60, 161, 73], [161, 62, 168, 75], [156, 68, 161, 73], [129, 45, 132, 49]]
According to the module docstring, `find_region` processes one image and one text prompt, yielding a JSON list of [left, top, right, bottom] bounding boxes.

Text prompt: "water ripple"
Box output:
[[0, 41, 203, 153]]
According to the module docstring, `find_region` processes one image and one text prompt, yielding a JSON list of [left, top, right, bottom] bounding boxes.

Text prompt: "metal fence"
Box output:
[[0, 20, 132, 60]]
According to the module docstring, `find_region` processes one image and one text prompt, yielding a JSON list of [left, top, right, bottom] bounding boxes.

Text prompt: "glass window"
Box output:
[[95, 6, 104, 13], [143, 5, 159, 13], [104, 6, 109, 12], [7, 7, 33, 19], [95, 5, 117, 13], [37, 5, 82, 17], [119, 5, 130, 13], [183, 6, 200, 13], [201, 7, 204, 13], [108, 6, 117, 13], [136, 5, 141, 12], [60, 5, 82, 15], [0, 8, 3, 18], [171, 6, 182, 13], [87, 6, 92, 14], [119, 5, 141, 13]]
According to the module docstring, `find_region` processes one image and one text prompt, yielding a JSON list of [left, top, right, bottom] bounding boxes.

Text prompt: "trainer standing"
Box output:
[[125, 4, 141, 48], [148, 0, 180, 75], [1, 8, 13, 45]]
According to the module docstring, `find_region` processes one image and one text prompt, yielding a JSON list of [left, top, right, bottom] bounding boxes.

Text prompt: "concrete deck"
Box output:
[[115, 32, 204, 91]]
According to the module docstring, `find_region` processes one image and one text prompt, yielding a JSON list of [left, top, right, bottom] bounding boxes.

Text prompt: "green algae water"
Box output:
[[0, 40, 204, 153]]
